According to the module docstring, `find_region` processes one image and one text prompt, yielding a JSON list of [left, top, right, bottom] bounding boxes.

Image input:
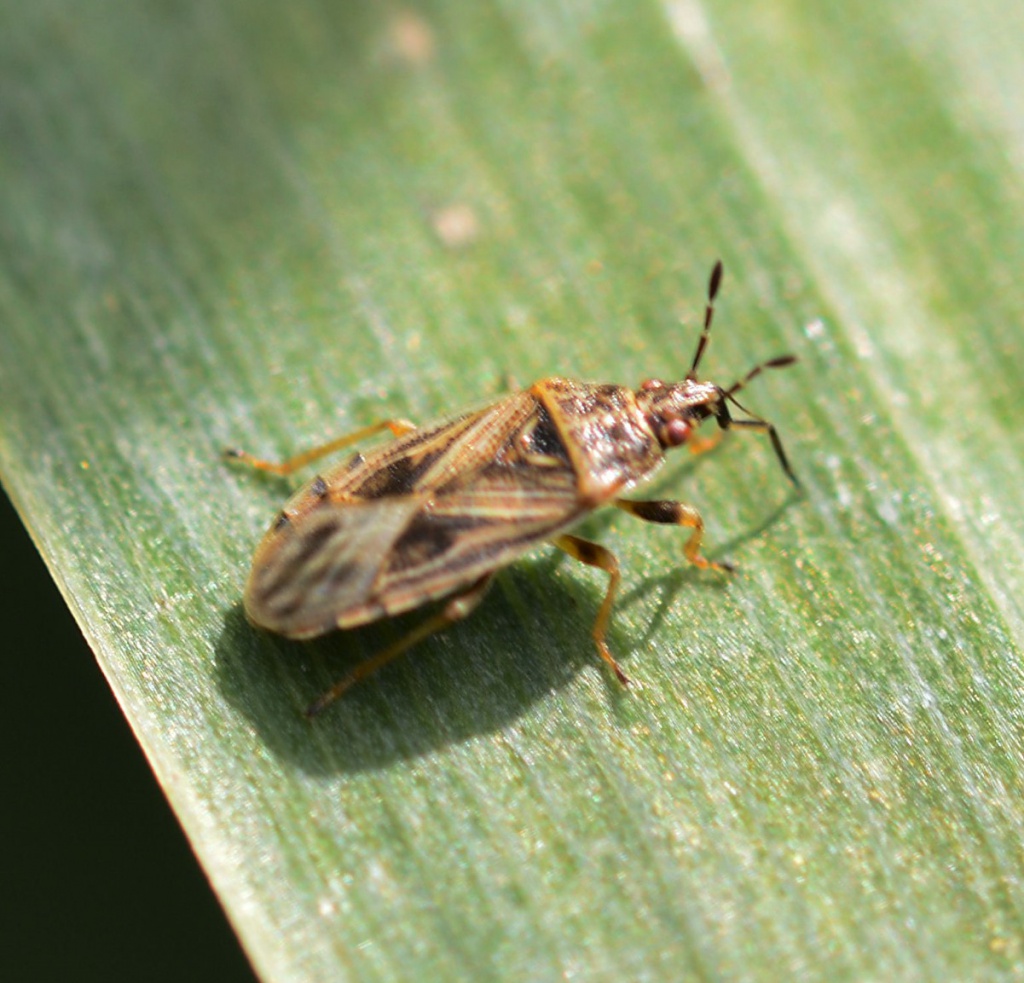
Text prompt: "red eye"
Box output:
[[664, 419, 691, 446]]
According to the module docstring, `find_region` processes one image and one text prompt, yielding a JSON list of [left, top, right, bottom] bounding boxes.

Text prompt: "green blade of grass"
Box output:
[[3, 1, 1023, 979]]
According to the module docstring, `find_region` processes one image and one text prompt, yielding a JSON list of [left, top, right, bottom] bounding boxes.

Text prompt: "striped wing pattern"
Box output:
[[244, 392, 587, 638]]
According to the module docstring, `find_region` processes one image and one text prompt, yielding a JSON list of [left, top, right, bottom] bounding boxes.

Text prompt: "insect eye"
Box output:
[[664, 419, 692, 447], [640, 378, 664, 391]]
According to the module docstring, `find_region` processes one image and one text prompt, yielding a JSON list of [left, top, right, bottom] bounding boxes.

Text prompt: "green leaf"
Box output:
[[4, 1, 1024, 979]]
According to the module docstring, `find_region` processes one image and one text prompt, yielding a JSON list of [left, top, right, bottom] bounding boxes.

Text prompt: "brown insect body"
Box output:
[[234, 261, 798, 715], [245, 380, 661, 638]]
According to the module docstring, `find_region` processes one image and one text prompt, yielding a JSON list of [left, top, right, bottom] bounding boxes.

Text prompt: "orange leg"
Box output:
[[225, 418, 416, 476], [686, 429, 724, 457], [553, 534, 630, 686], [615, 499, 734, 573], [304, 573, 494, 717]]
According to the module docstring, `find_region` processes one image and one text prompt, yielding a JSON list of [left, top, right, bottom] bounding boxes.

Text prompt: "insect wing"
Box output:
[[245, 392, 589, 639], [367, 455, 585, 618], [244, 495, 424, 638]]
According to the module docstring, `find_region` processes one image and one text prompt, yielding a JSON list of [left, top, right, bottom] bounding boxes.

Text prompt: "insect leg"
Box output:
[[615, 499, 734, 573], [552, 534, 631, 686], [304, 573, 494, 717], [722, 415, 800, 488], [686, 429, 724, 457], [225, 418, 416, 476]]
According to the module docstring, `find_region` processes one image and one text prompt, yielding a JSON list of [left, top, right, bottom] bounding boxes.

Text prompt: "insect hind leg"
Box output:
[[304, 573, 494, 717], [553, 534, 631, 686], [225, 418, 416, 476]]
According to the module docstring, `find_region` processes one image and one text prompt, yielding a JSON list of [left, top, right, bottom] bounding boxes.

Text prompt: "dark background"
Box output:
[[1, 488, 256, 982]]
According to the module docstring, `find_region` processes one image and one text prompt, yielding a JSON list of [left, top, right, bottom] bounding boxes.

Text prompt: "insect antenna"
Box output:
[[726, 353, 798, 398], [687, 259, 724, 381]]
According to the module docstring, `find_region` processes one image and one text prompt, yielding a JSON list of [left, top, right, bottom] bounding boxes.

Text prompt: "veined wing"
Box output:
[[361, 453, 587, 623], [244, 391, 588, 637], [324, 392, 539, 500], [244, 494, 425, 638]]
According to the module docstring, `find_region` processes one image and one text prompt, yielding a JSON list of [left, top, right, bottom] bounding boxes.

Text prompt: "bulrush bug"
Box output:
[[228, 261, 799, 716]]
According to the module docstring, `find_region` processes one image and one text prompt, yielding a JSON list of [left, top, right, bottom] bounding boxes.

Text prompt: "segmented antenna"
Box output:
[[727, 354, 797, 397], [687, 260, 723, 380]]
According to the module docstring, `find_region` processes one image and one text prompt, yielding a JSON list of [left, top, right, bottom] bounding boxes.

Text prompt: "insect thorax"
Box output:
[[532, 378, 664, 504]]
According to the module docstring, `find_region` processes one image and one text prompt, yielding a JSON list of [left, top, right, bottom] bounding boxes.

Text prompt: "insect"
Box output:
[[229, 261, 799, 716]]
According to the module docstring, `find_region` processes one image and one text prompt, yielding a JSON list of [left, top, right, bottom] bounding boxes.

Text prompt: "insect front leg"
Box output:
[[686, 429, 724, 457], [725, 417, 800, 488], [304, 573, 494, 718], [615, 499, 734, 573], [552, 534, 631, 687], [225, 418, 417, 476]]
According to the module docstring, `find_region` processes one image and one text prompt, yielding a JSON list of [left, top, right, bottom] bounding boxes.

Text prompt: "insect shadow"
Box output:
[[214, 465, 799, 775], [213, 553, 641, 774], [615, 490, 800, 650]]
